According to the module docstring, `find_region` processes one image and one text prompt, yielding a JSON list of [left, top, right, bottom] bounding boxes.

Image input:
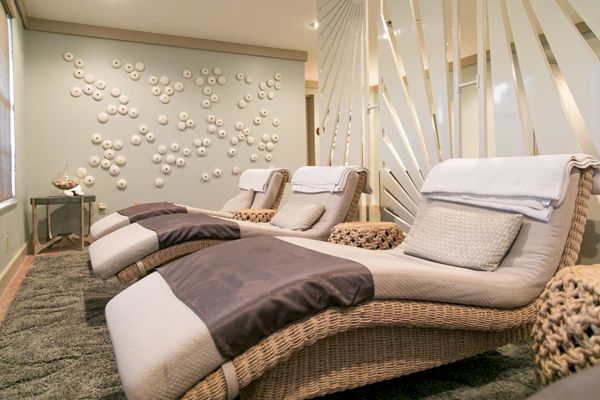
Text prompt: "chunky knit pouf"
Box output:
[[233, 208, 277, 223], [328, 221, 405, 250], [532, 264, 600, 386]]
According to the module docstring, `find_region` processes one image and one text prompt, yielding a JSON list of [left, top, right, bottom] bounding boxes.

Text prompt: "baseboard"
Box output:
[[0, 244, 28, 298]]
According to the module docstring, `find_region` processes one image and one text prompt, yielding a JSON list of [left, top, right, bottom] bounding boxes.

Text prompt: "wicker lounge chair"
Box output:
[[173, 167, 593, 400], [107, 158, 593, 399], [91, 169, 368, 284], [90, 169, 290, 240]]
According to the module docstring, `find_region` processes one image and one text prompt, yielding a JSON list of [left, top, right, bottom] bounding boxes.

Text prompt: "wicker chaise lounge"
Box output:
[[91, 167, 368, 284], [178, 167, 593, 400], [89, 168, 290, 240], [105, 155, 598, 400]]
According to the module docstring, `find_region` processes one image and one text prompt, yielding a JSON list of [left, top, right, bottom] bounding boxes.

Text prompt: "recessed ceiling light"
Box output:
[[310, 21, 319, 29]]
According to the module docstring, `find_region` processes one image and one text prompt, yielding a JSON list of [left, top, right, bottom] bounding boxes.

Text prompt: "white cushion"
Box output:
[[221, 189, 254, 213], [401, 206, 522, 271], [270, 201, 326, 231]]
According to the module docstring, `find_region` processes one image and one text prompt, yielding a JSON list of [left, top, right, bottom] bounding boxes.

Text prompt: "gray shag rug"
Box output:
[[0, 253, 540, 399]]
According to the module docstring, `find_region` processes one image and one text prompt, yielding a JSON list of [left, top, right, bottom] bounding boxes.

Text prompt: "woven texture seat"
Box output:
[[233, 209, 276, 223], [532, 264, 600, 386], [328, 222, 405, 250]]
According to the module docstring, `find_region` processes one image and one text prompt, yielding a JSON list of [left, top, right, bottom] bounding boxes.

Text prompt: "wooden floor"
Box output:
[[0, 242, 88, 323]]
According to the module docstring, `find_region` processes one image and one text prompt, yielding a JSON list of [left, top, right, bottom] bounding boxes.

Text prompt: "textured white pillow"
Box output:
[[221, 189, 255, 213], [270, 201, 326, 231], [401, 206, 522, 271]]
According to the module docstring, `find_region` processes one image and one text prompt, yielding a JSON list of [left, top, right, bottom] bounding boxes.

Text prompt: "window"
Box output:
[[0, 1, 14, 209]]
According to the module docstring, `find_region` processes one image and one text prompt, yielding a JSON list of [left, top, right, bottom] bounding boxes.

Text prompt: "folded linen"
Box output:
[[238, 168, 285, 192], [291, 166, 372, 194], [421, 154, 600, 221]]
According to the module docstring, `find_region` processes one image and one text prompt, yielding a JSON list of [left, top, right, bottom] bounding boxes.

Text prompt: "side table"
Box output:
[[328, 221, 405, 250], [232, 208, 277, 223], [30, 195, 96, 254]]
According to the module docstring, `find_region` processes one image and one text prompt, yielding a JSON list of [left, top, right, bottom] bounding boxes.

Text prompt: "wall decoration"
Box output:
[[76, 167, 88, 178], [267, 91, 275, 100], [109, 165, 120, 176], [83, 175, 96, 186], [88, 156, 100, 167], [115, 155, 127, 166], [106, 104, 117, 115], [59, 47, 298, 204], [272, 118, 279, 127], [63, 52, 74, 62], [116, 179, 127, 190], [271, 134, 279, 143]]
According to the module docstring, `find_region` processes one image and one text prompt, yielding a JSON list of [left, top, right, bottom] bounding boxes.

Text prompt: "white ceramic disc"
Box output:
[[274, 73, 282, 81], [217, 76, 226, 85], [165, 154, 176, 165], [202, 87, 212, 96], [235, 73, 244, 81], [201, 172, 210, 182], [265, 153, 273, 161], [124, 63, 134, 72], [245, 76, 254, 84], [151, 86, 162, 96], [154, 177, 165, 188], [266, 142, 275, 151], [258, 142, 266, 150], [130, 134, 142, 145], [193, 138, 203, 147], [237, 132, 245, 141], [213, 168, 222, 177], [182, 69, 192, 79], [157, 145, 167, 154], [111, 87, 121, 97], [230, 137, 239, 146], [135, 62, 145, 71], [202, 137, 212, 147], [257, 91, 266, 99], [70, 87, 82, 97], [159, 75, 170, 85], [170, 142, 180, 152], [148, 75, 158, 85], [138, 124, 149, 134], [261, 134, 270, 143], [260, 109, 268, 117], [97, 112, 109, 124], [259, 82, 267, 90], [272, 118, 280, 127], [95, 80, 106, 89], [246, 136, 255, 144], [201, 99, 211, 108], [274, 82, 281, 90], [179, 111, 190, 121], [161, 164, 171, 175], [88, 156, 101, 167], [158, 115, 168, 125], [130, 71, 140, 81], [253, 116, 262, 126], [177, 121, 186, 131], [111, 59, 121, 68], [74, 58, 85, 68], [182, 148, 191, 156], [237, 100, 247, 109], [197, 147, 207, 156], [218, 129, 227, 138], [101, 139, 113, 150], [100, 159, 111, 169], [128, 108, 139, 118], [250, 154, 258, 162], [206, 114, 216, 123], [207, 124, 217, 133], [164, 86, 174, 95], [76, 167, 88, 178], [63, 52, 74, 62], [160, 94, 170, 104], [119, 94, 129, 104], [244, 93, 253, 102], [109, 165, 120, 176], [152, 153, 163, 164], [215, 118, 223, 127], [83, 175, 95, 186], [195, 77, 205, 86], [145, 132, 155, 143], [83, 85, 94, 95], [174, 81, 184, 92], [232, 166, 241, 175], [271, 134, 279, 143], [113, 140, 124, 150], [186, 119, 195, 128], [115, 155, 127, 166], [213, 67, 222, 75], [83, 73, 95, 84], [92, 91, 103, 101], [210, 93, 219, 103], [117, 105, 128, 115], [175, 157, 185, 167], [116, 179, 127, 190], [73, 69, 85, 79], [267, 91, 275, 100], [201, 67, 210, 76], [106, 104, 117, 115], [228, 148, 237, 156], [235, 122, 244, 131]]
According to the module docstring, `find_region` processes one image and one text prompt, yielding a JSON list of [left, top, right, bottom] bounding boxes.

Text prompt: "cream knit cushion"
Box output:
[[221, 189, 255, 213], [270, 201, 326, 231], [402, 207, 523, 271]]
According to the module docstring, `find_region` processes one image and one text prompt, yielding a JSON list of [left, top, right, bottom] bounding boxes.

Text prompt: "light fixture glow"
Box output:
[[310, 21, 319, 29]]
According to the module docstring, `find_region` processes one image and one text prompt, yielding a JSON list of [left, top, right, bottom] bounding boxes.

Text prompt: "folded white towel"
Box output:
[[421, 154, 600, 221], [291, 166, 372, 194], [238, 168, 287, 192]]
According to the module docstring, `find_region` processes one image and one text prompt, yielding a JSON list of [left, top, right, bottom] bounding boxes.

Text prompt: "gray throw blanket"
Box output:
[[158, 236, 374, 357], [118, 202, 187, 223], [138, 214, 241, 250]]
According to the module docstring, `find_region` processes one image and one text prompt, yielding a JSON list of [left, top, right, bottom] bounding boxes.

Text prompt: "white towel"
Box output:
[[238, 168, 287, 192], [291, 166, 372, 194], [421, 154, 600, 221]]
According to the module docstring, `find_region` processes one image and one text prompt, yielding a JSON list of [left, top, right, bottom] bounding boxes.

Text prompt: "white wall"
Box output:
[[0, 16, 27, 277], [24, 31, 306, 234]]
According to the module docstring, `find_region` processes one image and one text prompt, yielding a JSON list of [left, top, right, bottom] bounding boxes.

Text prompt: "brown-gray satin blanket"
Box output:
[[158, 236, 374, 358], [117, 202, 187, 223], [137, 214, 241, 249]]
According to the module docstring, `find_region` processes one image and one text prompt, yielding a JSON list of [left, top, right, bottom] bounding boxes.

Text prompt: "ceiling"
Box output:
[[21, 0, 321, 80]]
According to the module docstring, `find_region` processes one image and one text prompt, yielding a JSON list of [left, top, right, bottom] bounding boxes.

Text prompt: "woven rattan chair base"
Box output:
[[532, 264, 600, 386], [176, 168, 592, 400], [233, 209, 277, 223], [329, 221, 405, 249], [182, 299, 536, 400]]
